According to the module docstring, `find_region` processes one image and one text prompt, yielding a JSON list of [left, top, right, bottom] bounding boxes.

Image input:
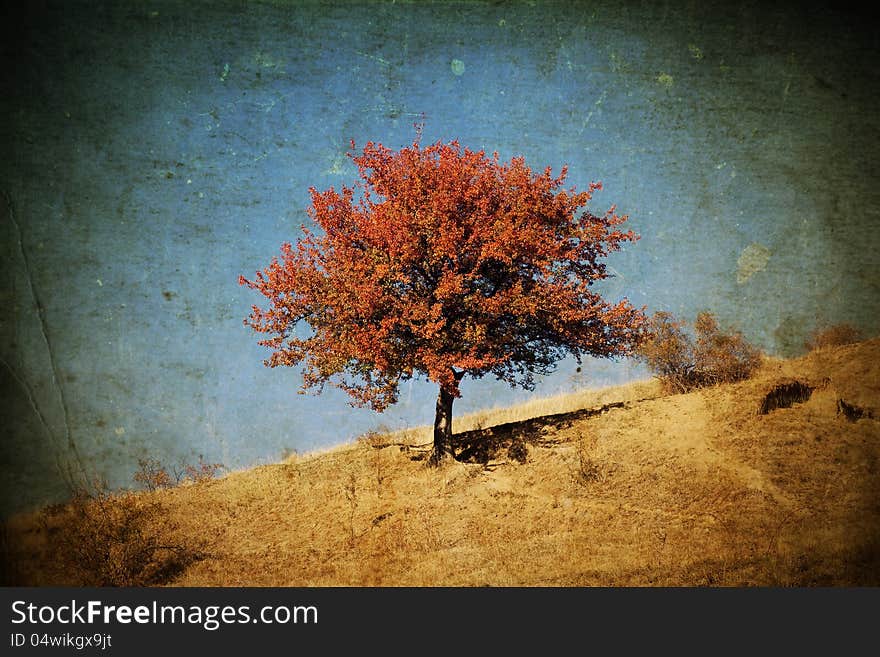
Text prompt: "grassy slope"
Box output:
[[8, 339, 880, 586]]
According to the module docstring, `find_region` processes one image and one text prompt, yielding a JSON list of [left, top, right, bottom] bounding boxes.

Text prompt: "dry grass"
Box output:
[[5, 339, 880, 586]]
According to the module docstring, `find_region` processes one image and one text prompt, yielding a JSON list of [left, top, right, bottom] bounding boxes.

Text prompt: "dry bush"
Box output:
[[692, 312, 762, 387], [636, 311, 695, 393], [134, 456, 223, 491], [133, 457, 172, 491], [181, 457, 224, 484], [356, 430, 388, 449], [637, 311, 761, 393], [805, 323, 863, 351], [40, 478, 209, 586]]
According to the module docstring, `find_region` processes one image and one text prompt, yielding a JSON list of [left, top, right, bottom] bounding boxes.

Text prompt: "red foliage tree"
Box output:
[[240, 134, 645, 464]]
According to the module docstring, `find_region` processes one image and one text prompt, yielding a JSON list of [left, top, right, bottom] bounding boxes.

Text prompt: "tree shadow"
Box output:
[[450, 400, 632, 464]]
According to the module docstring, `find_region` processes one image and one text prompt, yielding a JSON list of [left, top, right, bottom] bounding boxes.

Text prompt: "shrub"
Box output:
[[40, 477, 208, 586], [637, 311, 762, 393], [181, 457, 224, 484], [804, 324, 863, 351], [133, 457, 172, 491], [692, 312, 762, 387], [134, 456, 223, 491], [636, 311, 694, 393]]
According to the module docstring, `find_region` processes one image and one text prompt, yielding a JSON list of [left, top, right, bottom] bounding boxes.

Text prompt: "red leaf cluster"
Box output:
[[240, 136, 645, 410]]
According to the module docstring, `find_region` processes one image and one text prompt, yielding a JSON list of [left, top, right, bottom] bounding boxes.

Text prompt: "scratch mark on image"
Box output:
[[3, 190, 84, 479]]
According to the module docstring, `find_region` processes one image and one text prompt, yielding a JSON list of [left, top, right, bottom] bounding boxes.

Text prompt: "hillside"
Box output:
[[5, 339, 880, 586]]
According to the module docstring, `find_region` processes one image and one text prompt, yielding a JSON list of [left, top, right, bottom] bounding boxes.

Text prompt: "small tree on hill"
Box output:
[[638, 310, 761, 393], [240, 132, 645, 464]]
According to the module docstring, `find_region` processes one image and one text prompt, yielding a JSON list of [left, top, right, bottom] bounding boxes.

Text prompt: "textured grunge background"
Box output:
[[2, 0, 878, 515]]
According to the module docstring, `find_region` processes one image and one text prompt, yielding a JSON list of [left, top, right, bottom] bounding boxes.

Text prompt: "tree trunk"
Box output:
[[429, 385, 455, 466]]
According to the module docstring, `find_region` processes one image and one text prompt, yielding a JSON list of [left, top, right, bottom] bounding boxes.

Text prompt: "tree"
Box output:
[[240, 133, 645, 464]]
